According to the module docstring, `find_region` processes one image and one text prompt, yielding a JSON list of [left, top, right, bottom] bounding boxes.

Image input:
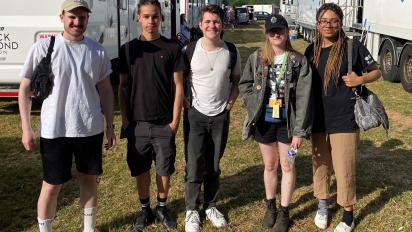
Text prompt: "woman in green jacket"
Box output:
[[239, 15, 312, 232]]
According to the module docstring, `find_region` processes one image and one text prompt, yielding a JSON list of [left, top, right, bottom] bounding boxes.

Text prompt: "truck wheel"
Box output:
[[303, 29, 309, 41], [308, 29, 314, 43], [400, 45, 412, 93], [379, 40, 400, 82]]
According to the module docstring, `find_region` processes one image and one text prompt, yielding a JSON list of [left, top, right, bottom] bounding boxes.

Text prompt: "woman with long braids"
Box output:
[[304, 3, 381, 232], [240, 15, 312, 232]]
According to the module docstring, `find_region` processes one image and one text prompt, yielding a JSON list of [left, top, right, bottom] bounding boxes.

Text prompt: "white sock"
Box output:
[[38, 218, 52, 232], [83, 207, 97, 232]]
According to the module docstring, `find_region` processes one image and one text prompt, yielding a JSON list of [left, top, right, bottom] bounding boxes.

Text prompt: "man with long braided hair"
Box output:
[[304, 3, 381, 232]]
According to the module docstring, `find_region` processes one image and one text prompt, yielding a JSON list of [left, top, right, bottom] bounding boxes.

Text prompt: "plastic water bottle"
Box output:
[[287, 147, 297, 166]]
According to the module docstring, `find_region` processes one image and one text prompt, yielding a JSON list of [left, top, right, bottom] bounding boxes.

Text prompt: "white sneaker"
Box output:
[[205, 207, 227, 228], [185, 210, 201, 232], [314, 210, 328, 229], [334, 221, 355, 232]]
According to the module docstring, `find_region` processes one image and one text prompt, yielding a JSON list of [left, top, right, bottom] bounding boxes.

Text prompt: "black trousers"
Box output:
[[183, 107, 230, 210]]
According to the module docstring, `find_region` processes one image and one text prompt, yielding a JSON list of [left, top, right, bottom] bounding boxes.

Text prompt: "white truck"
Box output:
[[252, 4, 275, 14], [180, 0, 206, 29], [283, 0, 412, 93], [0, 0, 181, 97], [363, 0, 412, 93], [180, 0, 222, 31], [292, 0, 361, 42], [279, 0, 298, 23]]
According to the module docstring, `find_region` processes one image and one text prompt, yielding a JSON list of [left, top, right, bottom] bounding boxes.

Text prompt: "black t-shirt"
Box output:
[[119, 36, 186, 124], [304, 39, 376, 133]]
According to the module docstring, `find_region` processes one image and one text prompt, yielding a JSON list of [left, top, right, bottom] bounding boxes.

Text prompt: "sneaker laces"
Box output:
[[186, 211, 200, 223], [208, 208, 224, 220]]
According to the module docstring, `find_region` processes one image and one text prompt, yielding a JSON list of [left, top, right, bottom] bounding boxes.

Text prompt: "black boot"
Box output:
[[132, 207, 154, 232], [272, 206, 290, 232], [263, 199, 277, 228], [155, 205, 177, 230]]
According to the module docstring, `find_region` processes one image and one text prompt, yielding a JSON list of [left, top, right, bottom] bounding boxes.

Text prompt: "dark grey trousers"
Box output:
[[183, 107, 230, 210]]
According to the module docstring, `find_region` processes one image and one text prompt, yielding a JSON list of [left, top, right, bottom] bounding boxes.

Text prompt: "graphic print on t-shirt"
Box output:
[[268, 53, 288, 99], [263, 53, 288, 123]]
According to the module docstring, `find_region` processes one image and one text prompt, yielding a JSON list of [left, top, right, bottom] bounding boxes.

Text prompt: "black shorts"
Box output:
[[126, 121, 176, 177], [254, 120, 292, 144], [40, 133, 104, 185]]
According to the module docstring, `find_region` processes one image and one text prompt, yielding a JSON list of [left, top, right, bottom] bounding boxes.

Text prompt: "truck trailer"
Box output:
[[282, 0, 412, 93], [0, 0, 181, 97], [363, 0, 412, 92]]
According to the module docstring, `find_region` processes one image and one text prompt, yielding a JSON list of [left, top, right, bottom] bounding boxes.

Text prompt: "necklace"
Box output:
[[201, 38, 223, 71], [205, 51, 220, 71]]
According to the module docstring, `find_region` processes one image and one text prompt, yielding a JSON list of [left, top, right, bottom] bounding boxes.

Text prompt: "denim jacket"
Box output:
[[239, 49, 313, 140]]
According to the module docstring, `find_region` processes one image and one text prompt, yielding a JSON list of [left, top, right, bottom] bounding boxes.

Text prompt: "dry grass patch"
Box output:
[[0, 23, 411, 231]]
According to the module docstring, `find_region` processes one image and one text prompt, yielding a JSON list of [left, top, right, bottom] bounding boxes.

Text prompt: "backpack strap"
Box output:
[[347, 38, 353, 74], [347, 38, 360, 95], [184, 41, 197, 65], [224, 41, 238, 82], [182, 41, 197, 107], [45, 36, 55, 62], [182, 40, 238, 106], [184, 40, 237, 77]]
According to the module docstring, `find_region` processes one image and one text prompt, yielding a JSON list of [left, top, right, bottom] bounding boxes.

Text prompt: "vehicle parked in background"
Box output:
[[253, 11, 271, 21], [0, 0, 183, 97], [236, 7, 249, 24], [243, 4, 279, 15], [286, 0, 412, 93]]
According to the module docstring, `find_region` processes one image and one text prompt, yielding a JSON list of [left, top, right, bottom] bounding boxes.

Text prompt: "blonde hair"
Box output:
[[261, 29, 295, 65]]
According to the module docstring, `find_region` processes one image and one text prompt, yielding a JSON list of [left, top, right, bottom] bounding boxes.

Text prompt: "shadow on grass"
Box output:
[[0, 139, 87, 232], [89, 139, 411, 231], [0, 137, 25, 154], [235, 22, 263, 29], [0, 99, 41, 116], [291, 138, 412, 228], [355, 138, 412, 225]]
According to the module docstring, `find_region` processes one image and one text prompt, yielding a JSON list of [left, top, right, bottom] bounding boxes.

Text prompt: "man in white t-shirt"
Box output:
[[183, 5, 241, 232], [18, 1, 116, 231]]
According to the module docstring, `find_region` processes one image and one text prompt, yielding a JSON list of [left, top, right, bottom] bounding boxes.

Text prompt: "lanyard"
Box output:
[[269, 52, 288, 97]]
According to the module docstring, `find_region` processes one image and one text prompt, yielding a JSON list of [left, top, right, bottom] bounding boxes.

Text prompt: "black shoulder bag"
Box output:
[[31, 36, 55, 101]]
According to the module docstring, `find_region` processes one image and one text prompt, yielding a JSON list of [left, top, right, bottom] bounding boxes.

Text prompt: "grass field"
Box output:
[[0, 22, 411, 232]]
